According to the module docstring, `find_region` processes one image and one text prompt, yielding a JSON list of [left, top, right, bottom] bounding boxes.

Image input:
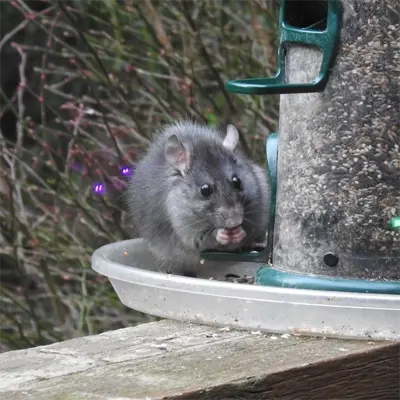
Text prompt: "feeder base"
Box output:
[[92, 239, 400, 341], [256, 266, 400, 295]]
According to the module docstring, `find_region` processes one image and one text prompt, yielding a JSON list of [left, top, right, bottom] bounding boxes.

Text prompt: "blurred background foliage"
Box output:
[[0, 0, 279, 352]]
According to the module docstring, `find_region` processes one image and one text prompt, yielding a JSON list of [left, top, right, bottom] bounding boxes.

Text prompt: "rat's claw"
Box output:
[[230, 226, 246, 243], [216, 228, 230, 245]]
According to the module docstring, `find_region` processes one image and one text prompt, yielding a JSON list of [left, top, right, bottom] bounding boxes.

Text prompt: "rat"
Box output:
[[125, 120, 270, 277]]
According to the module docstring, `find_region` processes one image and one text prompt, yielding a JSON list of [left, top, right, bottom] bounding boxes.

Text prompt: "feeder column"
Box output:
[[273, 0, 399, 280]]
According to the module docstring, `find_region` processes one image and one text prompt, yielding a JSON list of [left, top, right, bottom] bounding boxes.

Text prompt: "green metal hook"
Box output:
[[226, 0, 342, 95]]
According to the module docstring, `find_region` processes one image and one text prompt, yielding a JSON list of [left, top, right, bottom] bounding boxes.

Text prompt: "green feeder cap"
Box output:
[[388, 216, 400, 230]]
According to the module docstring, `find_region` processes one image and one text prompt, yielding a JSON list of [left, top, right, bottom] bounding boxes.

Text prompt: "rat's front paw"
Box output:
[[216, 228, 230, 245], [216, 226, 246, 245], [229, 226, 246, 243]]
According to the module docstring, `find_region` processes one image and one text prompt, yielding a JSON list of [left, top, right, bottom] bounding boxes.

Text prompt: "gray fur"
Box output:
[[125, 120, 270, 275]]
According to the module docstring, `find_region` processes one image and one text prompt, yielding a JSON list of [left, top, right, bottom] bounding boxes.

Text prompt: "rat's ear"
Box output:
[[165, 134, 191, 175], [223, 125, 239, 152]]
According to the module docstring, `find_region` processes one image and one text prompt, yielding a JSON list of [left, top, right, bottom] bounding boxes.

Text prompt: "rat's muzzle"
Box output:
[[222, 206, 243, 229]]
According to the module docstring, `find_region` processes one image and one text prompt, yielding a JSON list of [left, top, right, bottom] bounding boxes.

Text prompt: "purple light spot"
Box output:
[[120, 165, 133, 177], [92, 183, 105, 195]]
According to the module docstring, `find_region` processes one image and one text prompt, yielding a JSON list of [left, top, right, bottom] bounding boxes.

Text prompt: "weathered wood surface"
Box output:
[[0, 320, 398, 400]]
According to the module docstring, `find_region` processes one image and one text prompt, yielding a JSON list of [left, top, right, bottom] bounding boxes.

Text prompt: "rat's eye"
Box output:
[[200, 184, 213, 198], [232, 175, 242, 190]]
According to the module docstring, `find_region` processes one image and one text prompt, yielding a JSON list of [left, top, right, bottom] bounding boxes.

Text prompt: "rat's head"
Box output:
[[165, 124, 260, 232]]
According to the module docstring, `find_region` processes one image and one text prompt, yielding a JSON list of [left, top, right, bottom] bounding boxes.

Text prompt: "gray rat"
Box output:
[[126, 120, 270, 276]]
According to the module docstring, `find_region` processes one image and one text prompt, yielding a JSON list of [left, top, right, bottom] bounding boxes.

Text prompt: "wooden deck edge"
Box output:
[[0, 320, 398, 400], [169, 342, 400, 400]]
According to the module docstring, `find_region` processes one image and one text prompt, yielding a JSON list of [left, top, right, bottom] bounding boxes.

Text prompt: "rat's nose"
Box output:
[[224, 207, 243, 228]]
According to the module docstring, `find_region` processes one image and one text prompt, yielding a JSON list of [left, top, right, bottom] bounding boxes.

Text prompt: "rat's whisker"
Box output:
[[242, 218, 258, 228], [244, 207, 268, 216], [182, 218, 209, 230]]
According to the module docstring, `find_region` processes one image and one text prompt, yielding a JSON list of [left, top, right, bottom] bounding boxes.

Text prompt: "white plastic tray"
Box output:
[[91, 239, 400, 341]]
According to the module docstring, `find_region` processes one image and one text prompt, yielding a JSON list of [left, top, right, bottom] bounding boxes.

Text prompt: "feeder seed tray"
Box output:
[[91, 239, 400, 341]]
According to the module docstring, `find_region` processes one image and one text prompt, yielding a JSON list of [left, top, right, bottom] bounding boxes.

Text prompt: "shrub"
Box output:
[[0, 0, 279, 351]]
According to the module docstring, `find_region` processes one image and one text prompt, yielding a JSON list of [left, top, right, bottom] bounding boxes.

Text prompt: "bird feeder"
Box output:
[[207, 0, 400, 293], [92, 0, 400, 340]]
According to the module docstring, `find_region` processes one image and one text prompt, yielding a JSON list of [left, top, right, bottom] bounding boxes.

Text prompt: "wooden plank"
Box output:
[[171, 343, 400, 400], [0, 320, 398, 400]]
